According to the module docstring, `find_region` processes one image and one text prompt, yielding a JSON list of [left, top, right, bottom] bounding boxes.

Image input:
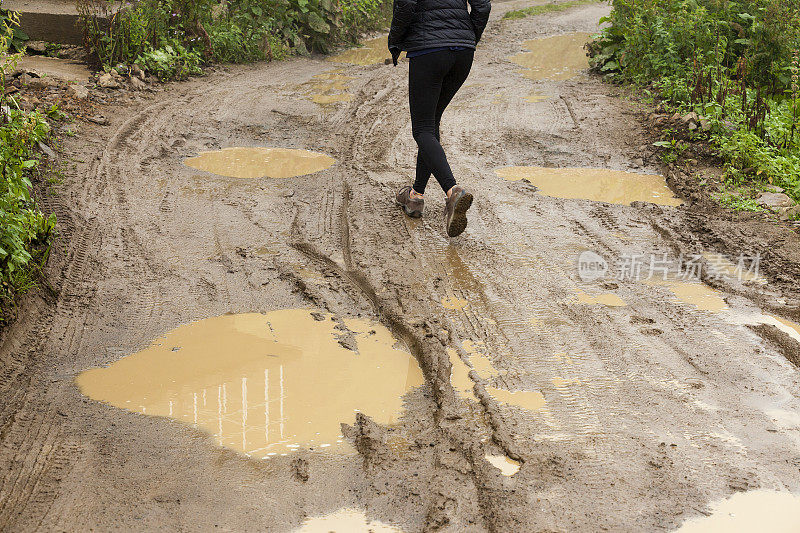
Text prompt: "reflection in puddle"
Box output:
[[76, 310, 424, 458], [304, 72, 354, 106], [495, 167, 683, 207], [185, 147, 336, 179], [329, 36, 401, 65], [487, 387, 546, 411], [675, 490, 800, 532], [485, 454, 521, 476], [574, 289, 626, 307], [509, 33, 592, 81], [442, 296, 469, 310], [702, 252, 767, 284], [294, 508, 404, 532], [649, 280, 728, 312]]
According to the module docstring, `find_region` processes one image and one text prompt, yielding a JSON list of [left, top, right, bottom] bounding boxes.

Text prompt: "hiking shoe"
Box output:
[[395, 186, 424, 218], [444, 186, 473, 237]]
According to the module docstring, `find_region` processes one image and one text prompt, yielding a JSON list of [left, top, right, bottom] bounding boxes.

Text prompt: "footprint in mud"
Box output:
[[495, 167, 683, 207], [184, 147, 336, 179], [76, 310, 424, 458]]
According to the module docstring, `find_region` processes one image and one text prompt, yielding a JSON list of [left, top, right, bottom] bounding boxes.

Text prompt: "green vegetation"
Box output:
[[590, 0, 800, 205], [0, 6, 57, 323], [77, 0, 392, 80], [504, 0, 604, 21]]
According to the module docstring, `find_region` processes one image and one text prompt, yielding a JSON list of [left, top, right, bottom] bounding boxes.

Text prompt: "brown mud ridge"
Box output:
[[2, 1, 800, 531]]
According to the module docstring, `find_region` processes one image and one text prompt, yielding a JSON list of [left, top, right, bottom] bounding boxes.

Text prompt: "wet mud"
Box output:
[[4, 1, 800, 531]]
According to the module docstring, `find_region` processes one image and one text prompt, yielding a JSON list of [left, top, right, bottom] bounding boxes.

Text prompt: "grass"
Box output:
[[503, 0, 606, 20]]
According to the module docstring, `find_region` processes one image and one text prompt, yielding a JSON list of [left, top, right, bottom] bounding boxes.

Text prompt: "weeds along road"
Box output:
[[2, 1, 800, 531]]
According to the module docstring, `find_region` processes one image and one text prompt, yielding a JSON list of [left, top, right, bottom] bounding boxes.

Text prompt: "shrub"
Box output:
[[590, 0, 800, 202]]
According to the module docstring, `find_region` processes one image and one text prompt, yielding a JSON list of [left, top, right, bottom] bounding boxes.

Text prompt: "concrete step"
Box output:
[[4, 0, 83, 45]]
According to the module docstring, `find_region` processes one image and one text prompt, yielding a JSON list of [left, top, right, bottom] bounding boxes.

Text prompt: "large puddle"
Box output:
[[76, 310, 424, 458], [329, 36, 401, 66], [509, 33, 592, 81], [495, 167, 683, 207], [295, 508, 404, 532], [184, 147, 336, 179], [674, 490, 800, 532]]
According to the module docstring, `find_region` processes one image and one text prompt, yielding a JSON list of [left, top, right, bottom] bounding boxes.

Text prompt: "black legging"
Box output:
[[409, 48, 474, 195]]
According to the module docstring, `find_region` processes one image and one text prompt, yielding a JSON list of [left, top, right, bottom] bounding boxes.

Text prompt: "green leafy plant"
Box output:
[[589, 0, 800, 204], [0, 2, 28, 53]]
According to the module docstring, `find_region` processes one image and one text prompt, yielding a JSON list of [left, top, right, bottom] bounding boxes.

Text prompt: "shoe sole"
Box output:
[[395, 199, 423, 218], [447, 191, 473, 237]]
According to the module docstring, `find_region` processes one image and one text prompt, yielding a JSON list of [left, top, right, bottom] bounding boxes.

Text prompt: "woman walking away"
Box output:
[[389, 0, 491, 237]]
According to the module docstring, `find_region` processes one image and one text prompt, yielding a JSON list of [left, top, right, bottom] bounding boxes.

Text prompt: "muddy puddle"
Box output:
[[303, 72, 354, 106], [510, 32, 592, 81], [329, 36, 399, 66], [184, 147, 336, 179], [495, 167, 683, 207], [729, 312, 800, 344], [675, 490, 800, 532], [295, 507, 404, 532], [574, 289, 627, 307], [485, 454, 521, 477], [76, 310, 424, 458], [442, 296, 469, 310], [647, 280, 728, 312]]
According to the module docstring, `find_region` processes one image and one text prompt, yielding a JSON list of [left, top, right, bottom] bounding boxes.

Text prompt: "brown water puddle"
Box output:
[[574, 289, 627, 307], [648, 280, 728, 312], [328, 36, 401, 65], [294, 507, 405, 532], [76, 310, 424, 458], [509, 32, 592, 81], [485, 454, 521, 476], [487, 387, 547, 411], [304, 72, 354, 105], [523, 92, 550, 103], [184, 147, 336, 179], [675, 490, 800, 532], [495, 167, 683, 207]]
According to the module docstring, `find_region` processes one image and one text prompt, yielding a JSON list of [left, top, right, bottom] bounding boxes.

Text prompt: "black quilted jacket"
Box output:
[[388, 0, 491, 52]]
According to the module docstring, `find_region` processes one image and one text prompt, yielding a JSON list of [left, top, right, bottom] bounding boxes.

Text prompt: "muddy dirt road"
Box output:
[[3, 1, 800, 531]]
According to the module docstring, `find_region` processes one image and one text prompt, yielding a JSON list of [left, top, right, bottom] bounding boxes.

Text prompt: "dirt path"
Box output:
[[2, 2, 800, 531]]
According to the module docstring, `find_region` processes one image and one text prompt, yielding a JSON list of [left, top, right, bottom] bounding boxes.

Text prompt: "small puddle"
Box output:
[[304, 72, 354, 106], [509, 33, 592, 81], [674, 490, 800, 532], [76, 310, 424, 458], [294, 507, 405, 532], [442, 296, 469, 310], [447, 342, 498, 399], [487, 387, 546, 411], [329, 36, 400, 66], [649, 280, 728, 312], [184, 147, 336, 179], [574, 289, 627, 307], [729, 313, 800, 344], [495, 167, 683, 207], [485, 454, 521, 477]]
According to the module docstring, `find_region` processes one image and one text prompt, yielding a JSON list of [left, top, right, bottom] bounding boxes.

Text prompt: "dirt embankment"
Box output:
[[2, 1, 800, 532]]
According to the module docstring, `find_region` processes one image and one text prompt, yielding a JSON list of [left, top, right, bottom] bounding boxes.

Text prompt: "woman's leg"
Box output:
[[409, 51, 459, 195]]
